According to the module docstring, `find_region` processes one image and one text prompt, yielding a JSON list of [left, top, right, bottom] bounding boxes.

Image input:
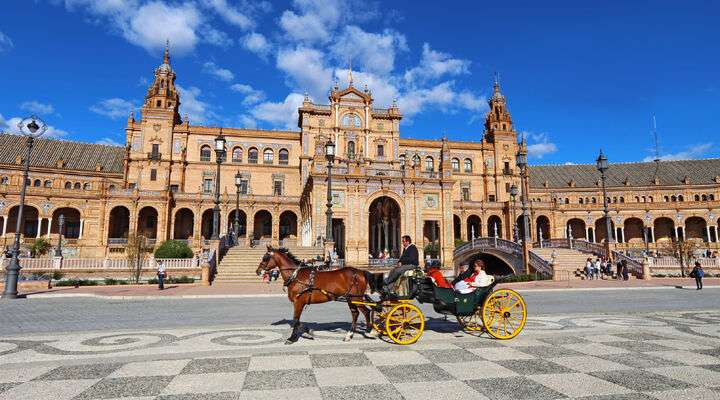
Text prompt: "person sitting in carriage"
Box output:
[[382, 235, 419, 292], [425, 259, 452, 289], [453, 259, 494, 294]]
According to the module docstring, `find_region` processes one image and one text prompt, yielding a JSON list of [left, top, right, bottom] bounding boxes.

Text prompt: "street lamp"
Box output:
[[54, 214, 65, 257], [596, 149, 613, 262], [234, 172, 242, 245], [509, 183, 519, 242], [211, 132, 226, 241], [516, 144, 530, 273], [2, 116, 47, 299], [325, 139, 335, 243], [643, 212, 652, 255]]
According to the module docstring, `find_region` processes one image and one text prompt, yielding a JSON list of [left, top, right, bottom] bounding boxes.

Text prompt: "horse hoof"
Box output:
[[305, 329, 314, 337], [343, 332, 354, 342], [364, 331, 378, 339]]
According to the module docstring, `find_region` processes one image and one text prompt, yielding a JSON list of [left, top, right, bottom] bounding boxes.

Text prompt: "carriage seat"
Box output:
[[432, 285, 493, 315], [393, 268, 421, 298]]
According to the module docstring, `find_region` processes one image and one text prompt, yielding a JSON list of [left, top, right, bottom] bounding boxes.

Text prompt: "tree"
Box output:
[[661, 238, 703, 277], [154, 240, 193, 259], [126, 233, 150, 284], [29, 238, 51, 257]]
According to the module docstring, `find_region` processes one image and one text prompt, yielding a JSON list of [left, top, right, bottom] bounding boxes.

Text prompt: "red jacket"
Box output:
[[427, 268, 452, 288]]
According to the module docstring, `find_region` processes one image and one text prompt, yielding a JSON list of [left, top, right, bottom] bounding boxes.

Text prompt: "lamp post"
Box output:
[[596, 150, 613, 262], [2, 116, 47, 299], [325, 140, 335, 243], [54, 214, 65, 257], [234, 172, 242, 245], [516, 145, 530, 273], [211, 132, 226, 241], [643, 212, 652, 255], [509, 183, 519, 242]]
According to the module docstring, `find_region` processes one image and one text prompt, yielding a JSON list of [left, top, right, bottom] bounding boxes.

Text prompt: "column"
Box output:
[[246, 210, 254, 247], [619, 227, 625, 243], [715, 226, 719, 243], [36, 219, 42, 238], [586, 227, 590, 241], [649, 226, 654, 242], [460, 217, 467, 241], [78, 219, 84, 239], [271, 212, 280, 247], [46, 217, 53, 237], [2, 217, 7, 236], [706, 226, 712, 243]]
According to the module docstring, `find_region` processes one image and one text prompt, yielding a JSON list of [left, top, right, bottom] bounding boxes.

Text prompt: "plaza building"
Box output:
[[1, 48, 718, 271]]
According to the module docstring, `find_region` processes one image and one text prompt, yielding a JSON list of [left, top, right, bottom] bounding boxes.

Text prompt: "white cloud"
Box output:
[[238, 114, 257, 129], [334, 69, 399, 107], [524, 132, 558, 159], [20, 101, 55, 115], [250, 93, 305, 130], [0, 113, 68, 138], [176, 85, 217, 123], [242, 32, 272, 58], [404, 43, 470, 85], [202, 0, 255, 30], [643, 143, 714, 162], [0, 30, 14, 52], [330, 26, 407, 75], [230, 83, 266, 106], [398, 81, 486, 118], [89, 98, 135, 119], [202, 61, 234, 81], [276, 46, 333, 101], [96, 137, 123, 146], [201, 27, 233, 47]]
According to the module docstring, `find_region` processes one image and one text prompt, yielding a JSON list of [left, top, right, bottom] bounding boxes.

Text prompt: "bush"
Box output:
[[168, 275, 194, 284], [104, 278, 128, 285], [55, 279, 99, 287], [154, 240, 193, 259], [51, 271, 64, 281], [29, 238, 52, 257], [503, 273, 551, 283], [454, 239, 467, 248], [424, 243, 439, 258]]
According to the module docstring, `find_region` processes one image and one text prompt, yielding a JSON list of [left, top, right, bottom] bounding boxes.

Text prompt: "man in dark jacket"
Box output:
[[383, 235, 419, 289]]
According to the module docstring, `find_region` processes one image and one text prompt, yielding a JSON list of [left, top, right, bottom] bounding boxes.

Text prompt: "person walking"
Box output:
[[621, 260, 629, 281], [585, 258, 593, 280], [594, 258, 601, 280], [691, 261, 704, 290], [156, 260, 166, 290], [616, 259, 623, 280]]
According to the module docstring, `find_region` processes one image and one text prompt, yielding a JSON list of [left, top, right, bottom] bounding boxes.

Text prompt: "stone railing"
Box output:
[[1, 257, 199, 271], [540, 238, 608, 256], [611, 251, 644, 277], [454, 237, 553, 277]]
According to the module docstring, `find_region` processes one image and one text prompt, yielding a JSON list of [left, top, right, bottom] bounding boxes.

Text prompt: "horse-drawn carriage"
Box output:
[[257, 247, 527, 345]]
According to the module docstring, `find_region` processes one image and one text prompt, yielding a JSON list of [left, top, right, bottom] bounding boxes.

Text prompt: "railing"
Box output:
[[612, 251, 644, 277], [368, 258, 399, 267], [648, 257, 719, 269], [454, 237, 553, 277], [4, 257, 199, 271], [108, 238, 128, 245], [540, 238, 608, 257]]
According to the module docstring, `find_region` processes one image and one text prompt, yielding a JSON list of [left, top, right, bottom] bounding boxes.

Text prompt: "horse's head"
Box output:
[[256, 245, 278, 276]]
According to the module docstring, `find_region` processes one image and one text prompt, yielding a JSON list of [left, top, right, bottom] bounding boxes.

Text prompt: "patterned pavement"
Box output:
[[1, 310, 720, 399]]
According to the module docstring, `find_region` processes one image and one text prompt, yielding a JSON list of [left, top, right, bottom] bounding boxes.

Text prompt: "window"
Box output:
[[263, 148, 274, 164], [341, 113, 361, 128], [64, 182, 72, 189], [33, 179, 41, 187], [74, 182, 81, 190], [273, 180, 283, 196], [412, 154, 421, 166], [128, 183, 136, 189], [279, 149, 289, 165], [203, 179, 213, 193], [678, 195, 684, 202], [238, 180, 248, 195], [347, 141, 355, 159], [0, 176, 7, 185], [461, 187, 470, 201], [200, 145, 212, 161], [503, 161, 511, 175], [150, 169, 157, 181], [44, 180, 52, 188], [399, 154, 406, 167], [170, 184, 178, 193], [83, 183, 91, 190], [579, 198, 584, 204], [151, 144, 159, 159], [451, 158, 460, 172], [488, 195, 496, 202], [108, 184, 116, 191], [505, 183, 511, 192], [377, 145, 384, 157], [232, 147, 243, 163], [425, 157, 434, 172], [248, 147, 258, 163], [156, 100, 161, 107], [464, 159, 472, 173]]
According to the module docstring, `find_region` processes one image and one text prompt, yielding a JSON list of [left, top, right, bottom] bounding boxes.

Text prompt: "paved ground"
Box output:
[[1, 288, 720, 399]]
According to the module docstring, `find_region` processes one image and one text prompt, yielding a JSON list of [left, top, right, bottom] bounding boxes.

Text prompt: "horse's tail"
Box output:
[[363, 270, 379, 294]]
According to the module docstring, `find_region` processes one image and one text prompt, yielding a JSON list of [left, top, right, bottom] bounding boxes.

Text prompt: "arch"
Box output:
[[173, 208, 194, 239], [263, 148, 274, 164], [341, 113, 361, 128], [566, 218, 586, 239], [536, 215, 551, 240], [33, 179, 41, 187], [83, 182, 91, 190], [108, 206, 130, 239], [464, 158, 473, 173], [231, 146, 243, 163], [594, 217, 616, 243], [654, 217, 675, 242], [253, 210, 272, 240], [685, 216, 708, 241], [137, 206, 158, 239], [470, 254, 516, 276], [424, 156, 434, 172], [44, 180, 52, 188], [248, 147, 259, 163], [279, 148, 289, 165], [467, 215, 481, 240], [0, 176, 7, 185], [398, 153, 405, 167], [487, 215, 502, 238], [623, 217, 644, 243], [64, 182, 72, 189], [200, 145, 212, 162], [369, 196, 402, 258], [347, 141, 356, 158], [678, 195, 684, 202], [201, 209, 214, 239], [279, 210, 298, 240], [451, 158, 460, 172], [228, 209, 247, 237], [453, 214, 461, 240], [51, 207, 81, 238], [73, 182, 81, 190], [6, 205, 40, 237]]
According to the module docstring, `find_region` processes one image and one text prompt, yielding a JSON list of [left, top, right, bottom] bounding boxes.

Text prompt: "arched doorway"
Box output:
[[173, 208, 194, 240], [51, 207, 81, 239], [453, 215, 461, 241], [137, 206, 158, 239], [369, 196, 401, 258], [686, 217, 708, 241], [108, 206, 130, 240], [566, 218, 586, 239], [469, 254, 515, 276], [279, 210, 298, 239], [228, 210, 247, 237], [536, 215, 551, 240], [7, 205, 39, 237], [623, 217, 644, 244], [654, 217, 675, 242], [201, 209, 214, 239], [595, 217, 615, 243], [467, 215, 481, 240], [487, 215, 502, 238], [253, 210, 272, 240], [516, 215, 531, 242]]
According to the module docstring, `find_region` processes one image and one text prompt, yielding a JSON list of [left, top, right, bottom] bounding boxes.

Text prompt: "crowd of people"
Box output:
[[584, 257, 630, 280]]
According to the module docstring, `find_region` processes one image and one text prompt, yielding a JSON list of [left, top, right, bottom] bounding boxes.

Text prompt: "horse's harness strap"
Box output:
[[293, 268, 363, 301]]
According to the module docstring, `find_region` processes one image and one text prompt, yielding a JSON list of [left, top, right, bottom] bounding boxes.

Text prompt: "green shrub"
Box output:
[[424, 243, 439, 258], [502, 273, 551, 283], [168, 275, 194, 284], [55, 279, 99, 287], [154, 240, 193, 259], [29, 238, 51, 257], [51, 271, 64, 281], [147, 277, 159, 284], [454, 239, 467, 248]]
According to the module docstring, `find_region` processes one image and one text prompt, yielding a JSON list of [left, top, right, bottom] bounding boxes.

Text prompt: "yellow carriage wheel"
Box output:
[[481, 288, 527, 340], [456, 312, 484, 331], [384, 302, 425, 345], [370, 308, 386, 335]]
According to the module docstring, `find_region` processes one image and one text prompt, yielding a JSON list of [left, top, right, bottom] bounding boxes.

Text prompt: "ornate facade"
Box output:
[[0, 49, 718, 268]]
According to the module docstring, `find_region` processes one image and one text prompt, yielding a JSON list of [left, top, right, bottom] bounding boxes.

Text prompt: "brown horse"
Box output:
[[256, 246, 378, 344]]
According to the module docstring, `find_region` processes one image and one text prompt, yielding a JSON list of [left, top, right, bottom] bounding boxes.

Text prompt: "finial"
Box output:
[[392, 98, 398, 108], [348, 59, 353, 87], [333, 78, 339, 91], [164, 39, 170, 64], [304, 91, 309, 101], [363, 83, 368, 93], [493, 71, 501, 93]]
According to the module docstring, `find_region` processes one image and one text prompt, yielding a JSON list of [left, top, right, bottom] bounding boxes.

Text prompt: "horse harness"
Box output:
[[283, 264, 363, 302]]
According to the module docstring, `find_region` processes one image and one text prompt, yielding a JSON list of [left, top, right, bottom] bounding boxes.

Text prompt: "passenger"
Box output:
[[426, 262, 452, 289], [453, 259, 494, 294]]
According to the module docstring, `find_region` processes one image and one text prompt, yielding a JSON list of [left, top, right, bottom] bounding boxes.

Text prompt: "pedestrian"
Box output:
[[585, 258, 593, 280], [616, 259, 623, 280], [621, 260, 629, 281], [606, 258, 613, 278], [156, 260, 166, 290], [594, 258, 601, 280], [690, 261, 704, 290]]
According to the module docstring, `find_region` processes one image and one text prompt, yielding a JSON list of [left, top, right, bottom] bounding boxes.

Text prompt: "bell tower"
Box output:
[[483, 76, 515, 143], [142, 41, 181, 124]]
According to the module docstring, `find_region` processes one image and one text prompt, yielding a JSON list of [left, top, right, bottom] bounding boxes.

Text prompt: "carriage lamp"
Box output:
[[509, 183, 518, 198], [211, 131, 226, 240], [325, 139, 336, 162], [234, 172, 242, 242]]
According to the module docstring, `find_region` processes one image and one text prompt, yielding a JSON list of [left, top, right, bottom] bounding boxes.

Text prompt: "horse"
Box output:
[[256, 246, 379, 344]]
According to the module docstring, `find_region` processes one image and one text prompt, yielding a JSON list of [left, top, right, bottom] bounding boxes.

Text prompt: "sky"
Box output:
[[0, 0, 718, 165]]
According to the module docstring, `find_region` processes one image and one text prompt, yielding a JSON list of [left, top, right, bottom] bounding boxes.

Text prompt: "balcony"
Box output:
[[147, 152, 162, 161]]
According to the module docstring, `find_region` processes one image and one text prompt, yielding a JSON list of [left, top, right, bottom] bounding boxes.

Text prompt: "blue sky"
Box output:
[[0, 0, 718, 165]]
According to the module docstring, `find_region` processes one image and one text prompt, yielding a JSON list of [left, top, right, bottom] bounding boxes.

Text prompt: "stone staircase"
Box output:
[[532, 247, 592, 280], [214, 246, 324, 283]]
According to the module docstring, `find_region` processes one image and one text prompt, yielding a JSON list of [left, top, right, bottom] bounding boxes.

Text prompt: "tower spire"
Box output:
[[348, 59, 353, 87], [163, 39, 170, 65]]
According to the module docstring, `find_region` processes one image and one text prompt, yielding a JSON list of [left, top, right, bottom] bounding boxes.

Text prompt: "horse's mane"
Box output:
[[274, 247, 303, 266]]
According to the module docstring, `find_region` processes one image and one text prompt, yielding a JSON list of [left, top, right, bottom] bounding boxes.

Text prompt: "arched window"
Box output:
[[73, 182, 81, 190], [33, 179, 41, 187], [200, 145, 212, 162], [399, 154, 406, 167], [108, 184, 116, 191], [701, 194, 707, 201], [649, 196, 654, 202], [263, 148, 274, 164], [44, 180, 52, 188], [664, 196, 669, 202], [620, 197, 625, 203], [279, 149, 289, 165], [248, 147, 258, 164], [592, 197, 597, 204], [347, 141, 355, 159], [695, 194, 701, 201], [464, 158, 472, 173], [425, 156, 434, 172], [341, 113, 361, 128], [64, 182, 72, 189], [83, 183, 91, 190], [710, 194, 715, 201], [579, 198, 584, 204], [678, 195, 684, 202], [564, 198, 570, 204], [412, 154, 421, 167], [451, 158, 460, 172], [231, 147, 243, 163], [0, 176, 7, 185], [671, 195, 677, 202]]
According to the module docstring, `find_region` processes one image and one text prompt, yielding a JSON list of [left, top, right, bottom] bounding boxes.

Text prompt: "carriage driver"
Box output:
[[383, 235, 419, 292]]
